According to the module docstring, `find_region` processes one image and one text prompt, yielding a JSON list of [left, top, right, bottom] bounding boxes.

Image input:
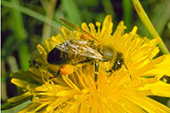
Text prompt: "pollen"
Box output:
[[60, 64, 75, 75]]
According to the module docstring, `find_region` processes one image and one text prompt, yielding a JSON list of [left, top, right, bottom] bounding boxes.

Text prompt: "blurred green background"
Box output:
[[1, 0, 170, 112]]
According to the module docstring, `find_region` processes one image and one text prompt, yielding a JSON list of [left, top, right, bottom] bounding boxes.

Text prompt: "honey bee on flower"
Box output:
[[47, 18, 128, 81]]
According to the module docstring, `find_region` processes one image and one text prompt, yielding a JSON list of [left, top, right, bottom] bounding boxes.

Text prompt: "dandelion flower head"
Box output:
[[9, 15, 170, 113]]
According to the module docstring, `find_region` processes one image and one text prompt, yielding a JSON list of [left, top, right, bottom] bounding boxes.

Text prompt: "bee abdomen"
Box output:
[[47, 48, 70, 64]]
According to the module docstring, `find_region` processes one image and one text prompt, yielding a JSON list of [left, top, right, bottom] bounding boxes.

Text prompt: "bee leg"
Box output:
[[94, 61, 99, 82], [56, 70, 60, 77], [106, 70, 113, 76], [49, 71, 60, 81], [72, 59, 91, 65]]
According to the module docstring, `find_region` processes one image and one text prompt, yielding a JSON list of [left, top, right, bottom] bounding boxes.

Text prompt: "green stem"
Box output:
[[10, 0, 30, 70], [123, 0, 132, 31], [41, 0, 57, 42], [131, 0, 169, 54], [102, 0, 116, 20]]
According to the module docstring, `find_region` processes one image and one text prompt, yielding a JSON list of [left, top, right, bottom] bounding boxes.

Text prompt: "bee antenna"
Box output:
[[123, 63, 132, 79]]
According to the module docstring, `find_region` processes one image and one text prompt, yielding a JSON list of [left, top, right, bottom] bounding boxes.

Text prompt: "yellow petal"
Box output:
[[123, 99, 146, 113], [146, 55, 170, 76], [112, 21, 125, 39], [8, 92, 31, 103], [123, 91, 170, 113], [37, 44, 47, 55], [11, 78, 30, 88], [144, 81, 170, 97]]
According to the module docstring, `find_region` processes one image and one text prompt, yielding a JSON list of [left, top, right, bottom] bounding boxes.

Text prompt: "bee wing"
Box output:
[[60, 18, 98, 41], [56, 41, 104, 60]]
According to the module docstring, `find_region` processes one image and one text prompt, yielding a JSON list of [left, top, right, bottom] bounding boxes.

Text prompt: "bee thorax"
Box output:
[[102, 47, 114, 60]]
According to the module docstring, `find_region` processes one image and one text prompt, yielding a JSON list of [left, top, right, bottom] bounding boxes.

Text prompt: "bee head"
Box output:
[[112, 53, 124, 71]]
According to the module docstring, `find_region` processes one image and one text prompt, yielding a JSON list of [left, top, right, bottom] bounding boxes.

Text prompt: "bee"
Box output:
[[47, 19, 125, 81]]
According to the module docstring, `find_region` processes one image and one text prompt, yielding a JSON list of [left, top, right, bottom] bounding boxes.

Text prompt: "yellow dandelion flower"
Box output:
[[7, 15, 170, 113]]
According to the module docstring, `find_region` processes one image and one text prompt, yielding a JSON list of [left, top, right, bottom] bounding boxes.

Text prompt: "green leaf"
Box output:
[[62, 0, 82, 25], [1, 97, 32, 110], [151, 0, 170, 35], [10, 70, 41, 85]]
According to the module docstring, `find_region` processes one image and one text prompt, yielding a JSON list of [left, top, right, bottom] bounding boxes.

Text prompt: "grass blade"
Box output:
[[2, 0, 62, 29], [62, 0, 82, 25]]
